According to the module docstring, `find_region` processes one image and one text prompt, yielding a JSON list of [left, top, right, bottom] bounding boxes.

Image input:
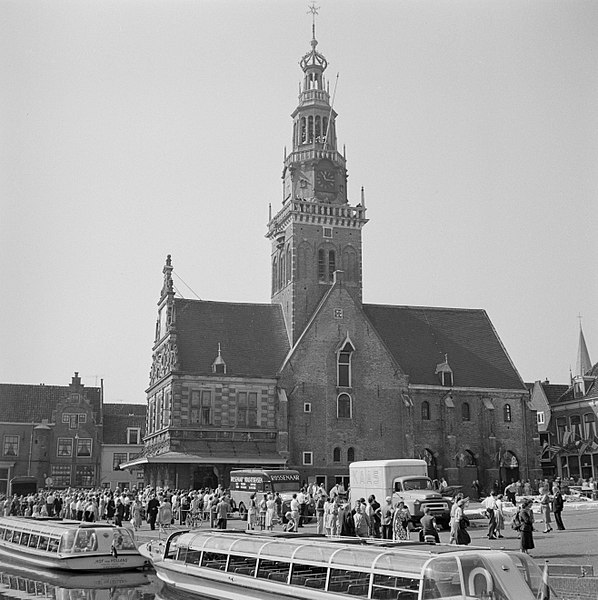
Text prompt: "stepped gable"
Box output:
[[363, 304, 525, 390], [0, 382, 102, 423], [103, 403, 146, 444], [174, 298, 290, 377]]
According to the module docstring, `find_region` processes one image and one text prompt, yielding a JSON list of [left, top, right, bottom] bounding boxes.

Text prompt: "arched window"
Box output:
[[315, 116, 321, 140], [323, 117, 329, 141], [333, 447, 341, 462], [462, 402, 471, 421], [272, 258, 277, 294], [337, 340, 355, 387], [279, 253, 285, 289], [318, 249, 326, 281], [421, 401, 430, 421], [301, 117, 306, 143], [308, 116, 314, 142], [286, 246, 291, 282], [328, 250, 336, 281], [337, 393, 352, 419], [347, 447, 355, 463], [503, 404, 512, 422]]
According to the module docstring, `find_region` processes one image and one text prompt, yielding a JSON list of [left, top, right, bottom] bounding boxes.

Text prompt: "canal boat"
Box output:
[[0, 516, 148, 571], [140, 529, 554, 599]]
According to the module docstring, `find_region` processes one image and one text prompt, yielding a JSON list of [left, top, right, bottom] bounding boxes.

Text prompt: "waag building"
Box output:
[[125, 24, 540, 498]]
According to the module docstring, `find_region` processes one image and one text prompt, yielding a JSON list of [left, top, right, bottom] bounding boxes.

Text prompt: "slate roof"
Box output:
[[540, 382, 570, 405], [173, 299, 290, 378], [0, 383, 102, 423], [103, 403, 146, 444], [363, 304, 525, 390]]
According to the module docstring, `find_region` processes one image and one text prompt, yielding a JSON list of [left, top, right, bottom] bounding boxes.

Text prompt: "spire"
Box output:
[[575, 320, 592, 377], [160, 254, 174, 300], [300, 4, 327, 77]]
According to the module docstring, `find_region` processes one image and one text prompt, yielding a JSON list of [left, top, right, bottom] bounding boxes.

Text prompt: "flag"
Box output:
[[537, 562, 550, 600]]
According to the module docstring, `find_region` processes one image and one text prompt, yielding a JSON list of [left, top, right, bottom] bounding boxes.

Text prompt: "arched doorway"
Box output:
[[422, 448, 438, 482], [500, 451, 520, 488], [456, 449, 478, 499], [192, 466, 218, 490]]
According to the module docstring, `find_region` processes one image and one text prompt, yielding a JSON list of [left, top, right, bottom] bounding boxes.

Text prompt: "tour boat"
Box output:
[[0, 516, 148, 571], [0, 560, 152, 598], [140, 529, 554, 599]]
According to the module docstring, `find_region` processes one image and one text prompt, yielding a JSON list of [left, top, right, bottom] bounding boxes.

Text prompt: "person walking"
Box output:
[[353, 503, 370, 538], [482, 491, 498, 539], [539, 487, 553, 533], [455, 499, 471, 545], [519, 499, 535, 554], [392, 501, 411, 541], [265, 494, 276, 531], [146, 494, 160, 531], [494, 494, 505, 538], [380, 497, 394, 540], [247, 492, 258, 531], [552, 486, 565, 530], [419, 506, 440, 543], [216, 496, 230, 530], [448, 493, 463, 544], [315, 492, 326, 535]]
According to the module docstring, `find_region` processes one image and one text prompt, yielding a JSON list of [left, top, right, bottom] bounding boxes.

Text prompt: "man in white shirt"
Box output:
[[482, 491, 498, 539]]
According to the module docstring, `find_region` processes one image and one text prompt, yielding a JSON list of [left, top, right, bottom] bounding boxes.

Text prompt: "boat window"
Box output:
[[114, 529, 135, 550], [176, 546, 188, 562], [422, 556, 462, 599], [328, 568, 370, 596], [73, 530, 97, 552], [38, 536, 49, 551], [4, 529, 13, 542], [256, 559, 290, 582], [259, 540, 301, 560], [201, 551, 228, 571], [293, 544, 337, 564], [372, 574, 420, 599], [228, 554, 257, 575], [185, 549, 201, 565], [12, 531, 22, 544], [48, 538, 60, 553], [459, 555, 510, 600], [329, 547, 377, 570], [290, 563, 328, 588], [60, 530, 76, 552], [20, 532, 30, 546], [202, 536, 236, 553], [373, 552, 427, 576], [508, 551, 543, 597], [229, 537, 268, 556], [0, 528, 5, 539], [28, 534, 39, 548]]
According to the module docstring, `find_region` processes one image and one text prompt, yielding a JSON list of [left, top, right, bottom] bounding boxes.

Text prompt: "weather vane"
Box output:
[[307, 2, 320, 39]]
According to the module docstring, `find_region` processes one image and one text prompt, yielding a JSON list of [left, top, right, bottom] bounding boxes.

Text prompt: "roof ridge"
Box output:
[[363, 302, 485, 313], [175, 298, 279, 308]]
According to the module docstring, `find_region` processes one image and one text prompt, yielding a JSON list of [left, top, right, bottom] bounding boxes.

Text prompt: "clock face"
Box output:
[[315, 169, 335, 191]]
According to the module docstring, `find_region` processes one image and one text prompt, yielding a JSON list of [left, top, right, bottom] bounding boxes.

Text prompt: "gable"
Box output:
[[174, 299, 290, 378], [363, 304, 525, 390]]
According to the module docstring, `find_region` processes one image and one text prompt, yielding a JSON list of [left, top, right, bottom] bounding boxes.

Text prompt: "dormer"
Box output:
[[212, 343, 227, 374], [435, 354, 453, 387]]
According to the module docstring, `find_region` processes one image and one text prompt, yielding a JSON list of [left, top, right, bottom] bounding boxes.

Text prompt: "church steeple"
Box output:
[[575, 321, 592, 377], [267, 8, 368, 345]]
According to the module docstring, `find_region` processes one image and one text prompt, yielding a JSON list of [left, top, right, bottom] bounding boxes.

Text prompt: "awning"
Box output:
[[120, 451, 286, 469]]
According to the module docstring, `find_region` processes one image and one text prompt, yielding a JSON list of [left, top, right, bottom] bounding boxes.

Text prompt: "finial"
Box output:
[[361, 186, 366, 208], [578, 313, 583, 328], [217, 342, 222, 356], [307, 3, 320, 41]]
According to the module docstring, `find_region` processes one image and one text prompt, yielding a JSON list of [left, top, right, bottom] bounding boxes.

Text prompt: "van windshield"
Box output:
[[401, 479, 433, 491]]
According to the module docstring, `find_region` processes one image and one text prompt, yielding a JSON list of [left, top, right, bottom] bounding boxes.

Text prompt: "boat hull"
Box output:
[[0, 543, 147, 571]]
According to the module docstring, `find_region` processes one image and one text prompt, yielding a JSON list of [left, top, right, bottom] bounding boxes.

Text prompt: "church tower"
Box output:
[[267, 11, 368, 344]]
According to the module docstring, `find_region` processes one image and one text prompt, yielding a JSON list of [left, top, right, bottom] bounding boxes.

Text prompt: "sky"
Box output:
[[1, 0, 596, 404]]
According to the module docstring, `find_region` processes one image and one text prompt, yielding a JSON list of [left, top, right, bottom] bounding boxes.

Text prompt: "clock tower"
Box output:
[[267, 14, 368, 344]]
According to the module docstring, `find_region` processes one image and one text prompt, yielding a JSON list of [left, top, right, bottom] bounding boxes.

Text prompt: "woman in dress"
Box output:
[[519, 499, 535, 554], [392, 500, 411, 541], [539, 487, 553, 533], [130, 498, 142, 531], [455, 499, 471, 545], [265, 494, 276, 531], [247, 492, 258, 531], [495, 494, 505, 538], [158, 496, 173, 530]]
